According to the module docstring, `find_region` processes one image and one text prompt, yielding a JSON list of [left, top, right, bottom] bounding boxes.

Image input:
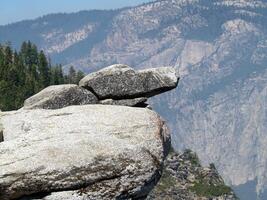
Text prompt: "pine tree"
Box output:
[[38, 50, 50, 89], [0, 41, 85, 111], [75, 70, 85, 84], [68, 66, 76, 84]]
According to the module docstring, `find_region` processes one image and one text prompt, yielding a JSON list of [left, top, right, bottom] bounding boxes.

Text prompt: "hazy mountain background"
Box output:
[[1, 0, 267, 199]]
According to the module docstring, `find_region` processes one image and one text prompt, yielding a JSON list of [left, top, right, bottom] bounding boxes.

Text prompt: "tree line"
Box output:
[[0, 41, 85, 111]]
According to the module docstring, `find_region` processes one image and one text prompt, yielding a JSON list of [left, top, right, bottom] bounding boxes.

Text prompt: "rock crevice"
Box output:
[[0, 112, 3, 142]]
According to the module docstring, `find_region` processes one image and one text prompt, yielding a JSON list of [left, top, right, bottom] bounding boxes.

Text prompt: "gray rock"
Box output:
[[100, 97, 147, 107], [79, 64, 179, 100], [24, 84, 98, 110], [0, 105, 170, 200]]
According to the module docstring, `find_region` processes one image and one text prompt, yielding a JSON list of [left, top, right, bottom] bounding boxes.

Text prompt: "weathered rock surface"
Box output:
[[147, 150, 237, 200], [24, 84, 98, 109], [0, 105, 170, 200], [79, 64, 179, 100], [100, 97, 147, 107]]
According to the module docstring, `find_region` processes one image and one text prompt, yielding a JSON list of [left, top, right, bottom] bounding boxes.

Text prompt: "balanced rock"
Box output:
[[24, 84, 98, 110], [79, 64, 179, 100], [0, 105, 170, 200]]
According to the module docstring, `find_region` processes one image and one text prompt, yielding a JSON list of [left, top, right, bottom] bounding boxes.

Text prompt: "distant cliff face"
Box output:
[[1, 0, 267, 199]]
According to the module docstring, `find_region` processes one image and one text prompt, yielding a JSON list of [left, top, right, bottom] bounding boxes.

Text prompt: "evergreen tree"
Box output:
[[67, 66, 76, 84], [0, 41, 85, 111], [38, 50, 50, 89], [75, 70, 85, 84]]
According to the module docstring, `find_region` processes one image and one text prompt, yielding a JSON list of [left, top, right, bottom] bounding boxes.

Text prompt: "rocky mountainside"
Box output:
[[0, 10, 118, 66], [147, 149, 237, 200], [1, 0, 267, 199]]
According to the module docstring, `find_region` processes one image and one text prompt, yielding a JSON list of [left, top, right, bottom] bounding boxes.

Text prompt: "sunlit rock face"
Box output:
[[1, 0, 267, 198], [0, 105, 170, 200]]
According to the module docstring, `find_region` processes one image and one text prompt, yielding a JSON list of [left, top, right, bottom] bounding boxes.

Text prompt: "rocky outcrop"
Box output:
[[24, 84, 98, 109], [147, 150, 237, 200], [23, 65, 179, 110], [79, 64, 179, 100], [0, 105, 170, 200], [0, 65, 179, 200]]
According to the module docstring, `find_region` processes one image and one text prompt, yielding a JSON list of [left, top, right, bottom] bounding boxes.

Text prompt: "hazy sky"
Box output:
[[0, 0, 152, 25]]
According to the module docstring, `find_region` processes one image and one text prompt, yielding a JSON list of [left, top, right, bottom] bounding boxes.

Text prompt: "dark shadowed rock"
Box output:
[[0, 105, 170, 200], [79, 64, 179, 100], [23, 84, 98, 110], [100, 97, 148, 107], [0, 112, 3, 142]]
